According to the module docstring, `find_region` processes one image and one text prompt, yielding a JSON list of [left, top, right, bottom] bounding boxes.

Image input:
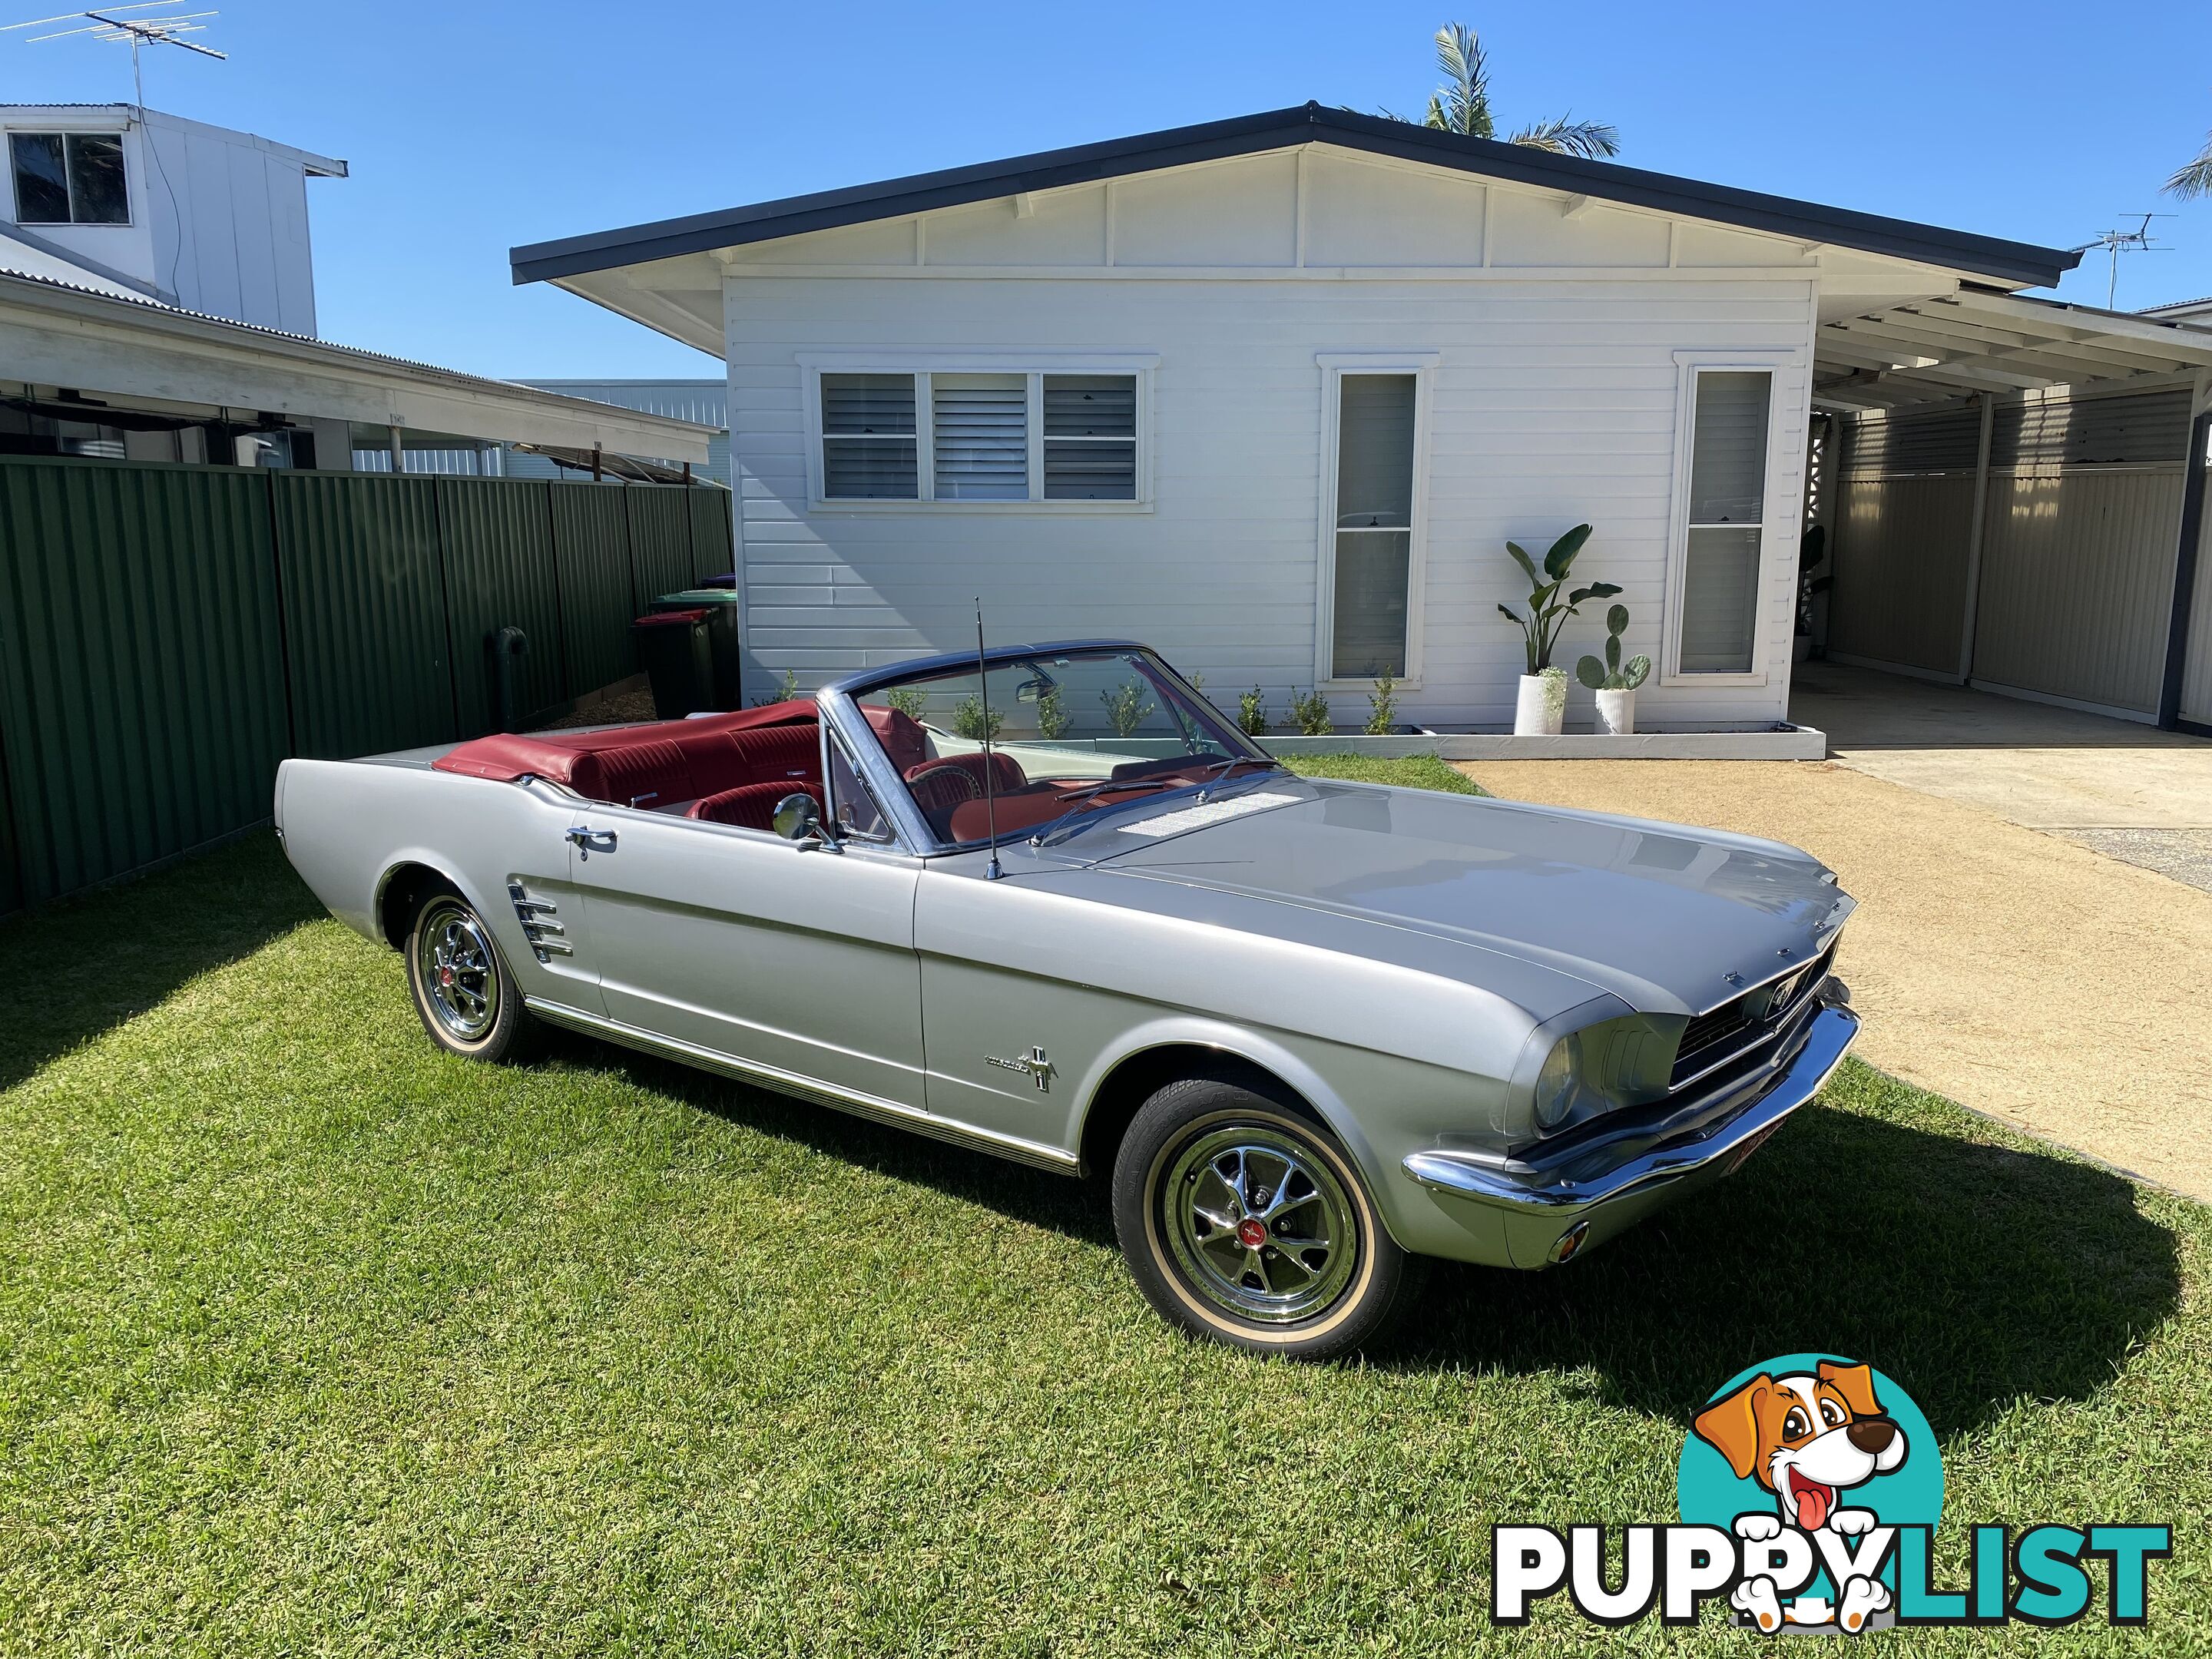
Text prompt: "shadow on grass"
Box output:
[[0, 833, 321, 1092], [578, 1039, 2181, 1439], [1408, 1080, 2185, 1436]]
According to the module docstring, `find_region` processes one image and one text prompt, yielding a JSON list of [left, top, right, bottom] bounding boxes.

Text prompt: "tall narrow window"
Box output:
[[1677, 369, 1771, 674], [9, 132, 127, 225], [1043, 375, 1136, 499], [1329, 374, 1417, 678], [932, 373, 1027, 500], [820, 373, 917, 498]]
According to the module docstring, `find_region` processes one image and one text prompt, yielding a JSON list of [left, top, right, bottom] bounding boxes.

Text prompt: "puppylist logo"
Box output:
[[1492, 1354, 2171, 1633]]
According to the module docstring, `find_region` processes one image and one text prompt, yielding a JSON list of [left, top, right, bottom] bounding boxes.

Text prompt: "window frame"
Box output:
[[1659, 351, 1800, 688], [8, 127, 132, 227], [800, 353, 1157, 513], [1313, 352, 1439, 691]]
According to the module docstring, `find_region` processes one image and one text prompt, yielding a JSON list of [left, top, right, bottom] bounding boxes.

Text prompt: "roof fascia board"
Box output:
[[0, 275, 712, 457], [511, 104, 2076, 290]]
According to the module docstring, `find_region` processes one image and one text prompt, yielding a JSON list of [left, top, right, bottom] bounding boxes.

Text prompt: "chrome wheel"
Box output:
[[415, 899, 499, 1042], [1161, 1126, 1359, 1323]]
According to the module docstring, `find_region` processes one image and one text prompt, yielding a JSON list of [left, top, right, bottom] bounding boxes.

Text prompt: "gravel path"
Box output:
[[1462, 758, 2212, 1203]]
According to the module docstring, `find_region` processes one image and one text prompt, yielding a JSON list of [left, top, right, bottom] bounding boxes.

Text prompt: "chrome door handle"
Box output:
[[566, 826, 618, 858]]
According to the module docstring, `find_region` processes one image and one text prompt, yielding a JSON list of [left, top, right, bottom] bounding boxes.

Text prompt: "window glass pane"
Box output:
[[826, 738, 893, 842], [1687, 370, 1770, 524], [1332, 530, 1410, 678], [1335, 375, 1416, 528], [65, 134, 127, 224], [932, 373, 1027, 500], [820, 373, 916, 498], [821, 373, 914, 435], [11, 133, 70, 223], [1043, 439, 1134, 499], [1678, 526, 1761, 673], [1043, 375, 1134, 437], [823, 438, 916, 498]]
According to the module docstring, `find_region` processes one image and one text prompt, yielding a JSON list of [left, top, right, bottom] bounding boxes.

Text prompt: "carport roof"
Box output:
[[1812, 288, 2212, 409], [510, 103, 2078, 290]]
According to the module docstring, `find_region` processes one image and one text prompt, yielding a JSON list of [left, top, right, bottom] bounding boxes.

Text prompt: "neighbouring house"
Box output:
[[510, 104, 2212, 732], [2, 103, 712, 474]]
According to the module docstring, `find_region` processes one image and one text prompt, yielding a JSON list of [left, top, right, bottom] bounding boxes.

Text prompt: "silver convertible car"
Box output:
[[276, 641, 1858, 1359]]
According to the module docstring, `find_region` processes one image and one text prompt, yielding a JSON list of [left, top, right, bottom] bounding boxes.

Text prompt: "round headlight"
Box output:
[[1533, 1035, 1577, 1131]]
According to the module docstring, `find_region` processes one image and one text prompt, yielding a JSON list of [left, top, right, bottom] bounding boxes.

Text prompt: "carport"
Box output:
[[1809, 290, 2212, 734]]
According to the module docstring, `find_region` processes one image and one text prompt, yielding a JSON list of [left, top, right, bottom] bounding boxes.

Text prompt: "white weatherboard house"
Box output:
[[510, 104, 2154, 733]]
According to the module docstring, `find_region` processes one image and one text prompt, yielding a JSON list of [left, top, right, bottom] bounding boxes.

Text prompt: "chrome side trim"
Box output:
[[522, 995, 1082, 1174], [1404, 1005, 1859, 1216]]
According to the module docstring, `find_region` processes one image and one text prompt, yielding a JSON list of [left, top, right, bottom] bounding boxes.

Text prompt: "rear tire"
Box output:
[[1112, 1075, 1424, 1359], [403, 886, 539, 1064]]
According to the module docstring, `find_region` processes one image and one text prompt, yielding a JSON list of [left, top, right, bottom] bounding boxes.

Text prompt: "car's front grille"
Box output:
[[1670, 942, 1836, 1089]]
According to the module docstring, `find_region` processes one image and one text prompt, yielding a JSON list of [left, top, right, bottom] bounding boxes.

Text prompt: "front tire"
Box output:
[[1112, 1075, 1423, 1359], [403, 888, 538, 1063]]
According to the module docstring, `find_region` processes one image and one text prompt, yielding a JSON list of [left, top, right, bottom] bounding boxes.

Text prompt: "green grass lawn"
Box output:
[[2, 763, 2207, 1655]]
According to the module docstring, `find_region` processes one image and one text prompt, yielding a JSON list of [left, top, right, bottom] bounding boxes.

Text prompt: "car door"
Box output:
[[560, 799, 927, 1112]]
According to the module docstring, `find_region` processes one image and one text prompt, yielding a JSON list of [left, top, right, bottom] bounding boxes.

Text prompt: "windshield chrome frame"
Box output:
[[819, 641, 1272, 859]]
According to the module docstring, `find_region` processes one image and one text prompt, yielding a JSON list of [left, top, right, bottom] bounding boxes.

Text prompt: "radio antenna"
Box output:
[[3, 5, 226, 104], [975, 598, 1002, 880]]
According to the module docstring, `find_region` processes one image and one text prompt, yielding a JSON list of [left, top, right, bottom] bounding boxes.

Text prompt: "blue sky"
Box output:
[[12, 1, 2211, 378]]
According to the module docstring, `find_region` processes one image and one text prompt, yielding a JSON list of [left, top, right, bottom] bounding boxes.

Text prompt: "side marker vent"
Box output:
[[508, 880, 570, 962]]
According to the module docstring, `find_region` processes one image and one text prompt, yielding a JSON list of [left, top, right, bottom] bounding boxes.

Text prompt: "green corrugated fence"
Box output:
[[0, 456, 736, 915]]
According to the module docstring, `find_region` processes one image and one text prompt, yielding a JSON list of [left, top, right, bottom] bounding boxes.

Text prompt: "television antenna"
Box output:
[[2, 4, 226, 104], [2069, 214, 2173, 310]]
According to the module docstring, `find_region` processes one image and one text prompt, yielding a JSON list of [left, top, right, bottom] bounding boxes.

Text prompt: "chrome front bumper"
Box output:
[[1403, 1005, 1859, 1230]]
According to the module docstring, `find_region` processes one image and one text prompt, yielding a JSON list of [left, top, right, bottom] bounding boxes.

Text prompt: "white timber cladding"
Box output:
[[724, 144, 1822, 727]]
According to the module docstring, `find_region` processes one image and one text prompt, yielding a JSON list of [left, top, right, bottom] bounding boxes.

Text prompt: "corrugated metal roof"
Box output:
[[511, 102, 2079, 290], [517, 379, 727, 427]]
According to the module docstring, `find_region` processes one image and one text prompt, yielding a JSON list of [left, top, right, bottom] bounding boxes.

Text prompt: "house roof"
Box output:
[[510, 102, 2078, 290], [0, 259, 715, 461]]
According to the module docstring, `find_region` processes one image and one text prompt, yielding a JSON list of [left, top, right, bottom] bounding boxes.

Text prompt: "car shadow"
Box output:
[[551, 1035, 2181, 1439], [1392, 1099, 2183, 1437], [0, 833, 323, 1094]]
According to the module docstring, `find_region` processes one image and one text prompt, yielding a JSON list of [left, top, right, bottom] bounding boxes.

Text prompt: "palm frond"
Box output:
[[2167, 132, 2212, 199], [1422, 22, 1493, 137], [1508, 114, 1621, 160]]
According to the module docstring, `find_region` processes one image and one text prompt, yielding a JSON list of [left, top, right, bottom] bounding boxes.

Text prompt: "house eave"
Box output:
[[509, 103, 2078, 291]]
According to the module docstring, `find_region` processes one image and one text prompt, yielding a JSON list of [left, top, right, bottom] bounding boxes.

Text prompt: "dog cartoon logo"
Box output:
[[1677, 1354, 1942, 1635]]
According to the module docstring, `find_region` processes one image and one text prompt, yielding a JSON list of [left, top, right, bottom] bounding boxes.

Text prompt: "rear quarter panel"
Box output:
[[274, 757, 594, 1008]]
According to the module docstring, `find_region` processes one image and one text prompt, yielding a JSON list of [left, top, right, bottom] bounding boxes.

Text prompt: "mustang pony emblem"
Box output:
[[985, 1046, 1055, 1091]]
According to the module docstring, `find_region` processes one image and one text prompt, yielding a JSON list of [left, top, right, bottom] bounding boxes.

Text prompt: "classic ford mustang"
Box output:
[[276, 641, 1858, 1359]]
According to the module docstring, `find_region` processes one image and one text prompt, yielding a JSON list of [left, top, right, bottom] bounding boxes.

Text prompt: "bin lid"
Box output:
[[651, 589, 742, 607], [633, 608, 709, 627]]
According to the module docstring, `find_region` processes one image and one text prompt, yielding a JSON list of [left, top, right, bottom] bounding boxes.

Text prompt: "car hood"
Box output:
[[1066, 779, 1854, 1016]]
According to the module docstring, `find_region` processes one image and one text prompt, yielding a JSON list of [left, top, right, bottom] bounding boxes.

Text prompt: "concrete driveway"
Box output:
[[1460, 751, 2212, 1203], [1794, 662, 2212, 892]]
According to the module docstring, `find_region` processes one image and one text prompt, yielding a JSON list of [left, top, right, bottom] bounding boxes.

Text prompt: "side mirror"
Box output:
[[773, 793, 824, 843]]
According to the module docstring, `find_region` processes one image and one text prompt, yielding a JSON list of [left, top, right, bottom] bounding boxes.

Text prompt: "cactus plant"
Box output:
[[1575, 605, 1651, 692]]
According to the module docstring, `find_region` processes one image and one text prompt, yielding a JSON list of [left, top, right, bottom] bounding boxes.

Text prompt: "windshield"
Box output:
[[852, 648, 1275, 848]]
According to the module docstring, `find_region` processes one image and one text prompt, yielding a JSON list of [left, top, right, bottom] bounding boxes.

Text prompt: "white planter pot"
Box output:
[[1594, 687, 1637, 736], [1514, 672, 1566, 737]]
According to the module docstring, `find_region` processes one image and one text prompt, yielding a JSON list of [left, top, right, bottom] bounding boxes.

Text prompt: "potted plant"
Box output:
[[1496, 525, 1618, 736], [1575, 604, 1651, 735]]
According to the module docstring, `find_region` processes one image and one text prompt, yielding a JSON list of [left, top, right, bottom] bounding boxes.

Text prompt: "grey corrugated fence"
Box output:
[[0, 455, 735, 915]]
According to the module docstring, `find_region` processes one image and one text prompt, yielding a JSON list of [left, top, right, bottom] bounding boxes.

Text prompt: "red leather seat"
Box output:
[[688, 780, 821, 832], [730, 724, 821, 787], [573, 739, 694, 811]]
